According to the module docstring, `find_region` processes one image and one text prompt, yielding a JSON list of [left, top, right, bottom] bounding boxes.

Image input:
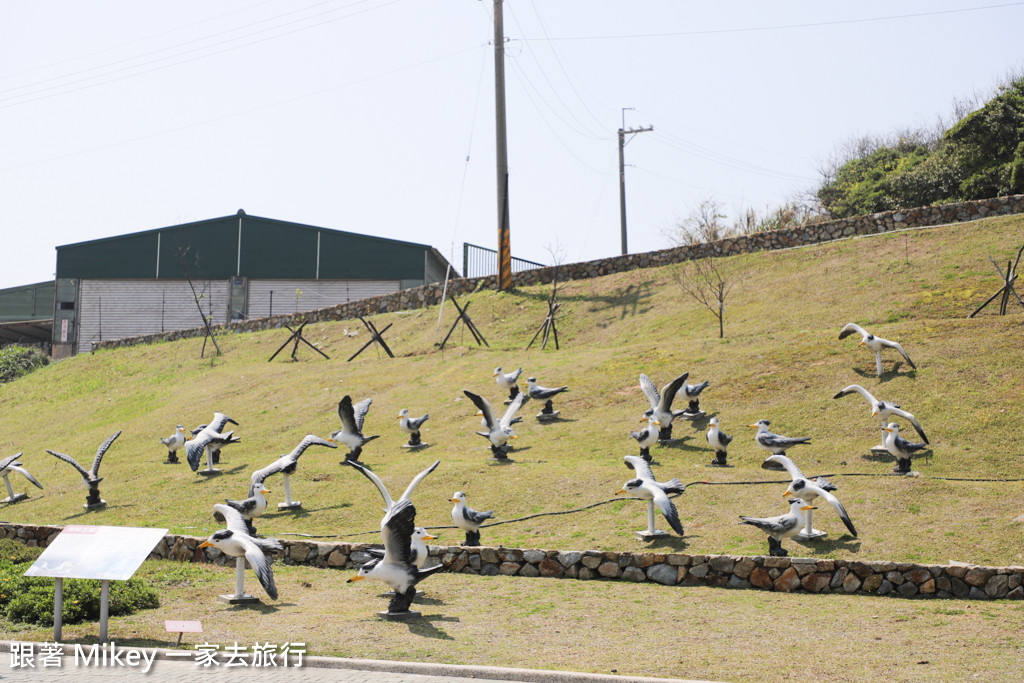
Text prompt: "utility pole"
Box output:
[[494, 0, 512, 290], [618, 108, 652, 256]]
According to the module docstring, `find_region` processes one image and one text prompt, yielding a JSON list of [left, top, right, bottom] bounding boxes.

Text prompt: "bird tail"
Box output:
[[416, 563, 446, 580], [363, 434, 381, 444], [813, 476, 837, 492], [662, 478, 684, 495], [253, 537, 284, 555]]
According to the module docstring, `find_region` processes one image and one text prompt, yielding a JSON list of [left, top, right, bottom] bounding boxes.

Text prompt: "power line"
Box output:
[[517, 2, 1024, 42]]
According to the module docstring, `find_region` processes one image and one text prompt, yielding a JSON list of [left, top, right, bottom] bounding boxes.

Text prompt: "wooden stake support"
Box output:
[[969, 243, 1024, 318], [438, 295, 488, 350], [268, 321, 330, 362], [347, 317, 395, 361]]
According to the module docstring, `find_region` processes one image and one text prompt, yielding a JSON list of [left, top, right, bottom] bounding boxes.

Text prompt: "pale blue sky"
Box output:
[[2, 1, 1022, 288]]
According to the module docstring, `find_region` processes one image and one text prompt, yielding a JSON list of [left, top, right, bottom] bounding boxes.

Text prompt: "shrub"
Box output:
[[0, 346, 49, 384]]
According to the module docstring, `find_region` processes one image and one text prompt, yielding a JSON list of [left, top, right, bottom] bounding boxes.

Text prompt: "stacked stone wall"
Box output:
[[4, 523, 1021, 600], [93, 194, 1024, 353]]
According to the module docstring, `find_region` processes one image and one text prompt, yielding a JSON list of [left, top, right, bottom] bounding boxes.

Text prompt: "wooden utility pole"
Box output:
[[618, 109, 652, 256], [494, 0, 512, 290]]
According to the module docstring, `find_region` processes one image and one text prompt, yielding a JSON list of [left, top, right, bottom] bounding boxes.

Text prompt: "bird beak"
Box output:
[[346, 576, 363, 583], [871, 409, 878, 416], [450, 498, 459, 503], [615, 488, 626, 495], [884, 427, 892, 433], [198, 541, 213, 549], [801, 505, 817, 511], [859, 340, 866, 346], [261, 488, 270, 494], [423, 534, 437, 541], [327, 438, 336, 444], [640, 417, 648, 423], [475, 410, 483, 416], [510, 435, 517, 439], [748, 424, 758, 428], [652, 419, 661, 426], [783, 489, 793, 497]]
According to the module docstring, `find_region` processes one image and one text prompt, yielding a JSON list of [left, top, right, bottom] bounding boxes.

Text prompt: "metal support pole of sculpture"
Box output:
[[217, 557, 260, 604], [634, 500, 670, 540], [1, 474, 27, 504], [278, 474, 301, 509], [797, 507, 826, 540]]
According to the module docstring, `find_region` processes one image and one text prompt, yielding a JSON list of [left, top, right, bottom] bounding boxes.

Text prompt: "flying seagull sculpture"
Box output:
[[839, 322, 916, 376], [200, 503, 283, 601], [331, 396, 379, 463], [46, 430, 121, 508]]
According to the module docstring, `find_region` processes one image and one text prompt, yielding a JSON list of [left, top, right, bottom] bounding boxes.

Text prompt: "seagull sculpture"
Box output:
[[159, 424, 187, 464], [450, 490, 494, 546], [331, 396, 379, 463], [639, 372, 689, 441], [883, 423, 929, 474], [200, 503, 283, 600], [464, 389, 528, 459], [222, 485, 270, 536], [740, 498, 816, 557], [616, 455, 685, 536], [750, 419, 811, 459], [765, 454, 858, 538], [250, 435, 337, 508], [397, 408, 430, 447], [630, 417, 660, 461], [839, 322, 916, 376], [676, 378, 710, 414], [186, 413, 240, 471], [525, 376, 569, 417], [833, 384, 928, 446], [46, 430, 121, 508], [494, 366, 523, 402], [706, 417, 733, 466], [344, 458, 443, 613]]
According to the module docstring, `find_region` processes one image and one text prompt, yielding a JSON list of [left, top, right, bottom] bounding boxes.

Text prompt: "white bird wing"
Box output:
[[463, 390, 497, 430], [838, 322, 868, 340], [46, 449, 91, 480], [649, 485, 685, 536], [343, 458, 394, 509], [10, 464, 43, 489], [659, 373, 689, 412], [638, 374, 661, 411], [213, 503, 251, 536], [91, 430, 121, 477], [833, 384, 876, 407], [250, 457, 288, 489], [499, 391, 528, 430], [0, 453, 22, 471], [766, 454, 806, 481], [810, 485, 858, 537], [291, 434, 337, 457], [381, 500, 417, 565], [623, 455, 656, 482], [887, 407, 929, 444], [337, 396, 357, 433], [398, 460, 440, 504], [352, 398, 373, 430], [880, 338, 916, 368], [242, 537, 278, 600]]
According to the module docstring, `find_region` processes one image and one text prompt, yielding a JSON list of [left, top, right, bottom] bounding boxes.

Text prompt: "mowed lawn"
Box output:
[[1, 215, 1023, 680]]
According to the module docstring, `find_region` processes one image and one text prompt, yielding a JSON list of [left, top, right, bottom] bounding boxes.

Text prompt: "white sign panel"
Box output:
[[24, 525, 168, 581]]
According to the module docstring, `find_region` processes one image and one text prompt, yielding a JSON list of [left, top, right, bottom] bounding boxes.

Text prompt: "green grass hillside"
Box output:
[[2, 216, 1023, 566]]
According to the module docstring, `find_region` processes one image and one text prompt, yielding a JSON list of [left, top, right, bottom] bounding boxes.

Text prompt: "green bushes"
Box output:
[[0, 346, 49, 384], [0, 540, 159, 626]]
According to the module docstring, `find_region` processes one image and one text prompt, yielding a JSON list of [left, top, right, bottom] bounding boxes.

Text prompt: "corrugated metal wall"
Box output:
[[78, 280, 229, 352], [247, 279, 399, 318]]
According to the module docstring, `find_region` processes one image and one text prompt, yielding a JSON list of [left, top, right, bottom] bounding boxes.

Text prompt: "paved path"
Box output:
[[0, 646, 709, 683]]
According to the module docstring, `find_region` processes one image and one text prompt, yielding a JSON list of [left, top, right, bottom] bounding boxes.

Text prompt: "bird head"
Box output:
[[884, 423, 899, 434], [709, 417, 719, 427], [493, 367, 502, 376], [784, 479, 807, 497], [347, 557, 381, 582], [413, 527, 437, 542], [749, 419, 770, 430], [397, 409, 408, 419], [451, 491, 467, 504], [616, 478, 644, 495]]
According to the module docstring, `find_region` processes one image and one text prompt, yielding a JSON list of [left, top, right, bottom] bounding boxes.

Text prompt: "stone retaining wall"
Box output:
[[4, 522, 1022, 601], [92, 194, 1024, 353]]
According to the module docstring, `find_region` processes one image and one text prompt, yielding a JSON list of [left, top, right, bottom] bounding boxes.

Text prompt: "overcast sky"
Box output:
[[2, 1, 1022, 289]]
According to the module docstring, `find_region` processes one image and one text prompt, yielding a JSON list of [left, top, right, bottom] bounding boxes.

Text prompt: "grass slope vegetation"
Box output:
[[2, 216, 1023, 567]]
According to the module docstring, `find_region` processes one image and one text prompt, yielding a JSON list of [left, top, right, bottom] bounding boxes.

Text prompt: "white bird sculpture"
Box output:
[[839, 322, 916, 376]]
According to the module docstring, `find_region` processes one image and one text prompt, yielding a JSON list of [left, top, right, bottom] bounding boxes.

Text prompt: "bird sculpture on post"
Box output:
[[525, 376, 569, 420], [250, 434, 337, 509], [883, 423, 929, 474], [705, 417, 733, 467], [639, 372, 689, 441], [629, 417, 660, 462], [833, 384, 928, 451], [676, 377, 710, 417], [616, 455, 685, 538], [222, 485, 270, 536], [450, 491, 494, 546], [463, 389, 528, 460], [397, 409, 430, 448], [740, 498, 816, 557], [343, 459, 443, 616], [332, 396, 379, 463], [46, 430, 121, 509], [200, 503, 283, 601], [159, 424, 187, 464], [186, 412, 240, 473], [765, 454, 858, 539], [494, 366, 523, 402], [750, 419, 811, 466], [838, 322, 916, 377], [0, 452, 43, 503], [190, 412, 241, 465]]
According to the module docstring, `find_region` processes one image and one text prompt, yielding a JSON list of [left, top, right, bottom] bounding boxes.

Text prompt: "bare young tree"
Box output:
[[671, 255, 739, 339]]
